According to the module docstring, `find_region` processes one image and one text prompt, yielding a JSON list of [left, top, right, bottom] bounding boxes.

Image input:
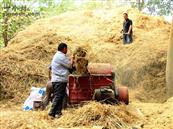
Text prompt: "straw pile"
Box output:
[[55, 102, 137, 128], [73, 47, 88, 75], [0, 8, 170, 103], [0, 102, 138, 129]]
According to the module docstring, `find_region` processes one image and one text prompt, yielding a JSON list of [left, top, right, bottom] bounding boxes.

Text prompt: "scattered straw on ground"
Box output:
[[0, 102, 139, 129], [1, 100, 172, 129], [131, 97, 173, 129]]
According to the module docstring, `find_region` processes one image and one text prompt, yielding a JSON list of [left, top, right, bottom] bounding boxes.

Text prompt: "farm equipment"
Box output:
[[68, 63, 129, 105]]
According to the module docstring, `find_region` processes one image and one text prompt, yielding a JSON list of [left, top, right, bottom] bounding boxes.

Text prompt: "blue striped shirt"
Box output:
[[51, 51, 71, 82]]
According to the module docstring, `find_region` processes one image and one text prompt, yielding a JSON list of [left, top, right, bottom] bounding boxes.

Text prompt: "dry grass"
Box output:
[[0, 102, 139, 129], [131, 97, 173, 129], [55, 102, 138, 128], [1, 99, 172, 129]]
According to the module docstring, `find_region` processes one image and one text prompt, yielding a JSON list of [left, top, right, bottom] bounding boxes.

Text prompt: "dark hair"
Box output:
[[123, 13, 128, 16], [58, 42, 67, 51]]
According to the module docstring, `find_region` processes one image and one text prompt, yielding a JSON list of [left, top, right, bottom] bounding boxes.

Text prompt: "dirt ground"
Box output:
[[0, 8, 172, 129]]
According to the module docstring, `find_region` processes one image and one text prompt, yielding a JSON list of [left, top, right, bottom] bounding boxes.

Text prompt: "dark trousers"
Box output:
[[49, 82, 67, 117], [123, 34, 133, 44]]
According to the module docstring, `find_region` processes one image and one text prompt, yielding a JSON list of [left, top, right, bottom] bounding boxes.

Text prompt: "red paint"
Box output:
[[68, 75, 113, 104], [68, 63, 116, 104]]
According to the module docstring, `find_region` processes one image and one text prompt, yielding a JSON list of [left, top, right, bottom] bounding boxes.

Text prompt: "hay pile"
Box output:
[[0, 8, 170, 103], [57, 102, 137, 129], [56, 102, 138, 128], [0, 102, 138, 129], [73, 47, 88, 75]]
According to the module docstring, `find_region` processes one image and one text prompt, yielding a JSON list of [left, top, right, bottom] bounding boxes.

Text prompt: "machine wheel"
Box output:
[[92, 89, 102, 101], [117, 87, 129, 105], [93, 88, 115, 102]]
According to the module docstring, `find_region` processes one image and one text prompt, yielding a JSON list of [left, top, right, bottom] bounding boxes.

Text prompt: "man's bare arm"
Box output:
[[48, 67, 51, 80], [128, 25, 132, 35]]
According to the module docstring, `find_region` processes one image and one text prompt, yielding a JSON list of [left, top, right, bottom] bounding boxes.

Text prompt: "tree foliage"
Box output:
[[39, 0, 77, 16], [0, 0, 40, 47], [144, 0, 173, 16]]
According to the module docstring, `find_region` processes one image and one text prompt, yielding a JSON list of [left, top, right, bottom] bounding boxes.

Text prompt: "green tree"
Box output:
[[0, 0, 40, 47], [146, 0, 172, 15], [0, 0, 78, 47], [39, 0, 76, 16]]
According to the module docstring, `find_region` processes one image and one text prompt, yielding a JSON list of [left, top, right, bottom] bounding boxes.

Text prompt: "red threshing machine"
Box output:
[[68, 63, 129, 105]]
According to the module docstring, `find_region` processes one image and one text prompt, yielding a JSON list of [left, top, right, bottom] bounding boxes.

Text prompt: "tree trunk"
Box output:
[[2, 16, 8, 47], [166, 17, 173, 97]]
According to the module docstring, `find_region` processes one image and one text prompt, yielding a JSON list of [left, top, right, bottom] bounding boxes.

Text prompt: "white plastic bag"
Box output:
[[23, 87, 46, 111]]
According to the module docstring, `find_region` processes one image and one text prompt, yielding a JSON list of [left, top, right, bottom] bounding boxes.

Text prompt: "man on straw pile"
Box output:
[[48, 43, 74, 118], [121, 12, 133, 44]]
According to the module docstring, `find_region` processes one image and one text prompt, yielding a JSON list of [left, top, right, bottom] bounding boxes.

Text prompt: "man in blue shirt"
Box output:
[[49, 43, 73, 118], [122, 12, 133, 44]]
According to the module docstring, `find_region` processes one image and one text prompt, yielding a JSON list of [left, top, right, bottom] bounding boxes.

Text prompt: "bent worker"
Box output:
[[121, 12, 133, 44], [42, 83, 53, 109], [48, 42, 73, 118], [42, 65, 53, 110]]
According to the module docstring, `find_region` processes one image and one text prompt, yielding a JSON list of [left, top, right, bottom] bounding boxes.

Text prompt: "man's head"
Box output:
[[123, 13, 128, 20], [58, 42, 68, 54]]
